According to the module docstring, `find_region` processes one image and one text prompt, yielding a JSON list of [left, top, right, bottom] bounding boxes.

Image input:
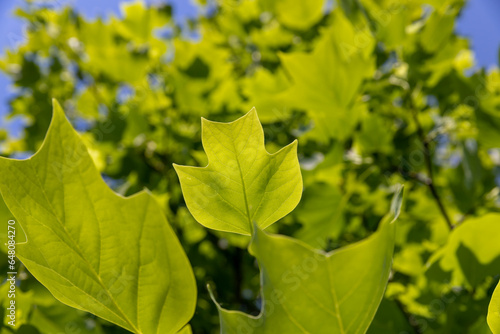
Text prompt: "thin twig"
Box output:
[[409, 101, 455, 230]]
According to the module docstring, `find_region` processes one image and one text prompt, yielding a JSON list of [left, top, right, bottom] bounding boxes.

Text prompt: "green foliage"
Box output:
[[0, 0, 499, 333], [174, 109, 302, 235], [427, 214, 500, 288], [0, 102, 196, 333], [212, 186, 403, 334], [489, 283, 500, 333], [267, 0, 325, 30], [279, 10, 374, 142]]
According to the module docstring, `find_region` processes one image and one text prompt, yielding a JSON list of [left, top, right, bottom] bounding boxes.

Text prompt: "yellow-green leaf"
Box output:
[[211, 185, 403, 333], [174, 108, 302, 235], [273, 0, 326, 30], [0, 101, 196, 334], [489, 282, 500, 334], [426, 214, 500, 287], [280, 9, 375, 142]]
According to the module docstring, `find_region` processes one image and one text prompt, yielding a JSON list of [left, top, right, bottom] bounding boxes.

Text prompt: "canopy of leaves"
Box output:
[[0, 0, 499, 333]]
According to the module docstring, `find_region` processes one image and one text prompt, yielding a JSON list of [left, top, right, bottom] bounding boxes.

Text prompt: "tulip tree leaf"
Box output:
[[280, 9, 375, 142], [489, 283, 500, 334], [174, 108, 302, 235], [0, 101, 197, 334], [273, 0, 325, 30], [211, 186, 403, 334], [420, 10, 456, 53], [426, 214, 500, 287], [294, 182, 345, 249]]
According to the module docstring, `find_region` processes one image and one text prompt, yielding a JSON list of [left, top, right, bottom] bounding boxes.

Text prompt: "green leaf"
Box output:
[[0, 101, 196, 334], [79, 19, 151, 83], [280, 9, 375, 142], [211, 185, 403, 334], [294, 182, 345, 249], [112, 1, 171, 45], [356, 113, 394, 154], [476, 108, 500, 149], [357, 0, 415, 49], [242, 67, 292, 122], [426, 214, 500, 287], [4, 281, 105, 334], [272, 0, 325, 30], [420, 10, 456, 53], [0, 193, 23, 254], [447, 141, 495, 213], [1, 283, 34, 328], [489, 282, 500, 334], [174, 108, 302, 235]]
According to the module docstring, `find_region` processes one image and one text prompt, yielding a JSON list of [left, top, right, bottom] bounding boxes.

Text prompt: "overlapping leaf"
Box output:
[[211, 186, 403, 334], [0, 101, 196, 334], [426, 214, 500, 287], [174, 108, 302, 235]]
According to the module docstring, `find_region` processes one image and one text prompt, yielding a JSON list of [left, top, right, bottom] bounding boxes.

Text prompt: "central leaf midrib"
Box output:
[[326, 260, 346, 334], [231, 139, 253, 231]]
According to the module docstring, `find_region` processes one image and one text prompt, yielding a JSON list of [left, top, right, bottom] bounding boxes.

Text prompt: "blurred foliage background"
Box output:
[[0, 0, 500, 333]]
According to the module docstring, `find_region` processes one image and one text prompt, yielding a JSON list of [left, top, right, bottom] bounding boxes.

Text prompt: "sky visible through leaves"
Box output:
[[0, 0, 499, 137], [0, 0, 202, 136], [1, 0, 500, 332]]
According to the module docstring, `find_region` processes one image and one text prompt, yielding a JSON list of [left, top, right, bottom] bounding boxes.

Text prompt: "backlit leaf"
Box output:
[[174, 108, 302, 235], [273, 0, 325, 30], [0, 101, 197, 334], [211, 185, 403, 334], [280, 10, 375, 141], [426, 214, 500, 287], [489, 283, 500, 334]]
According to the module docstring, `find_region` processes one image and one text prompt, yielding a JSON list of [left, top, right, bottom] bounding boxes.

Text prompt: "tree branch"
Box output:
[[410, 104, 455, 230]]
